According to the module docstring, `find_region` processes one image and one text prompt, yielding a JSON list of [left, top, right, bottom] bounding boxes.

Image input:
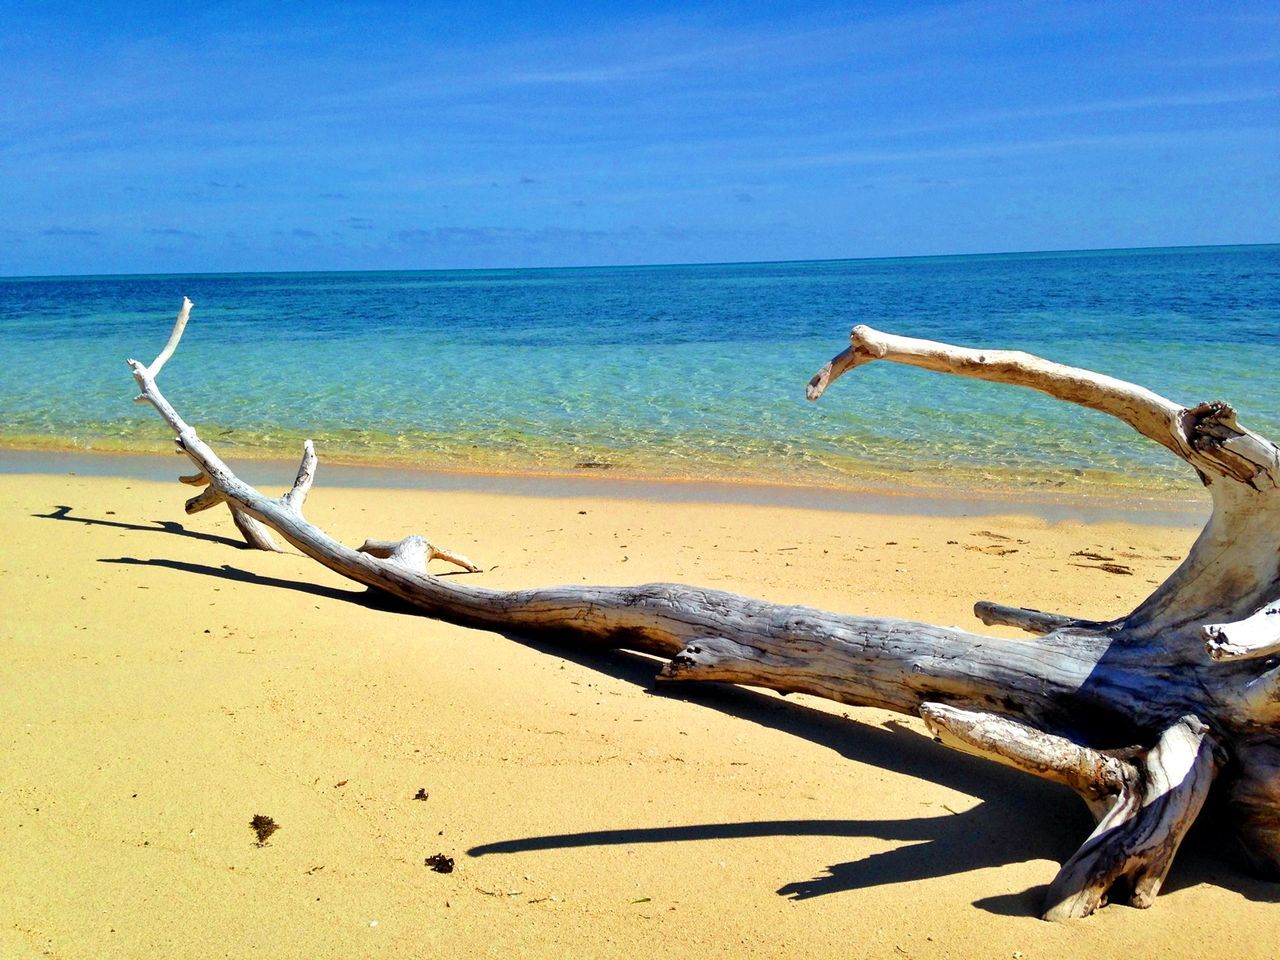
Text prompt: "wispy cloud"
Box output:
[[393, 225, 635, 247], [145, 227, 203, 239], [41, 226, 98, 237], [503, 1, 1024, 88], [751, 125, 1280, 173], [874, 89, 1280, 141], [389, 222, 739, 251]]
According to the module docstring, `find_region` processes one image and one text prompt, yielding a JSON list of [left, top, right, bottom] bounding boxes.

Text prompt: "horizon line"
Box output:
[[3, 240, 1276, 282]]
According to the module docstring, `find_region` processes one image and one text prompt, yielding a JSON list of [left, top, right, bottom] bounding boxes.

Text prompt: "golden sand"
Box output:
[[3, 471, 1277, 958]]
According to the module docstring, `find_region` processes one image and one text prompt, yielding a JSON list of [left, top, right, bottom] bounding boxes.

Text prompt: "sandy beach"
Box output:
[[3, 465, 1278, 958]]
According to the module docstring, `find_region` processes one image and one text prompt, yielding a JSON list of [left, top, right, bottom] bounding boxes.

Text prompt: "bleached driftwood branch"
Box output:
[[131, 302, 1280, 920]]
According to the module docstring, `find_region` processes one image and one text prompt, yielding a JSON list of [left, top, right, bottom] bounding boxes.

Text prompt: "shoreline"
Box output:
[[0, 444, 1209, 527], [0, 428, 1201, 498]]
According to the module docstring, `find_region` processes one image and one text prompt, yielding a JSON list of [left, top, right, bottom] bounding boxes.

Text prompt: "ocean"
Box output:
[[1, 245, 1277, 493]]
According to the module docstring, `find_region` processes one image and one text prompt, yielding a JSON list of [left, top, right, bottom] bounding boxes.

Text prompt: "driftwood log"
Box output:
[[130, 299, 1280, 920]]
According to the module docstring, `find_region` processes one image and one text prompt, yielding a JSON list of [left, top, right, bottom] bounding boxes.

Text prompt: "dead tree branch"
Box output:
[[129, 304, 1280, 920]]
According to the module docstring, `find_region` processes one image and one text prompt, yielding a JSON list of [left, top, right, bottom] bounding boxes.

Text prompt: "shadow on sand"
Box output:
[[41, 503, 1277, 913], [35, 504, 246, 549]]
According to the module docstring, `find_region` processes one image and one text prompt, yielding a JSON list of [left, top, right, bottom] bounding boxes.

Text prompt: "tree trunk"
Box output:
[[129, 301, 1280, 920]]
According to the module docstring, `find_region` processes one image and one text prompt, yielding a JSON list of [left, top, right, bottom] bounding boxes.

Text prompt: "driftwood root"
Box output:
[[128, 302, 1280, 920]]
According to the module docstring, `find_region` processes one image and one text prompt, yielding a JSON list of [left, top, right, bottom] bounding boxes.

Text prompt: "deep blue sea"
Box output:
[[2, 245, 1277, 492]]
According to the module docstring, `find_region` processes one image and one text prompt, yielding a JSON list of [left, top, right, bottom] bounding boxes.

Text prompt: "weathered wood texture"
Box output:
[[129, 302, 1280, 920]]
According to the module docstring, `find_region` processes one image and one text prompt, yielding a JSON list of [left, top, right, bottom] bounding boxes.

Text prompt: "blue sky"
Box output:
[[2, 1, 1277, 275]]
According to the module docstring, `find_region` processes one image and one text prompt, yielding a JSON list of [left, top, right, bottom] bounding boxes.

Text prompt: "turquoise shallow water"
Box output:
[[1, 246, 1277, 492]]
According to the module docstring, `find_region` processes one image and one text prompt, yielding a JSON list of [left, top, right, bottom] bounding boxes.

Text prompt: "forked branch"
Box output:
[[358, 536, 481, 574], [1043, 717, 1220, 919], [807, 325, 1187, 455], [130, 300, 481, 572], [807, 325, 1280, 488]]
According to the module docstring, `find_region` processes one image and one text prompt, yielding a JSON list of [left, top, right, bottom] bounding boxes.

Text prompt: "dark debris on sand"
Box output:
[[251, 814, 280, 846]]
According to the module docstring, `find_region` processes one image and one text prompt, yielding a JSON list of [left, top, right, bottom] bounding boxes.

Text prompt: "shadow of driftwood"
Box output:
[[35, 504, 245, 549], [100, 548, 1085, 903], [467, 801, 1081, 903], [466, 645, 1089, 904], [97, 556, 415, 610], [68, 505, 1273, 910], [1155, 811, 1280, 906]]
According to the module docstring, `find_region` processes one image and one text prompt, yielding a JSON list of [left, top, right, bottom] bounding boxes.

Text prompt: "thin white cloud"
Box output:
[[761, 124, 1280, 171], [876, 89, 1280, 140]]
